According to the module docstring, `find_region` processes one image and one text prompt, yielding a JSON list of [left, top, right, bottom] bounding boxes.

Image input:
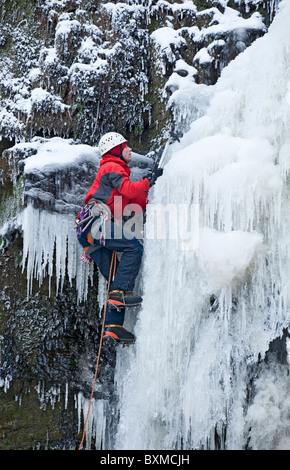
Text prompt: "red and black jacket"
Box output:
[[85, 154, 150, 219]]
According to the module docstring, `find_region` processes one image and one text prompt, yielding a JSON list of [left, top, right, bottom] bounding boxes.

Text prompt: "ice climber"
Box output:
[[76, 132, 162, 343]]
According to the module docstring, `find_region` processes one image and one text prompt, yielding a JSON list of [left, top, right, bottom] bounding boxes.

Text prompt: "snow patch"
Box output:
[[23, 137, 99, 173], [196, 228, 263, 291]]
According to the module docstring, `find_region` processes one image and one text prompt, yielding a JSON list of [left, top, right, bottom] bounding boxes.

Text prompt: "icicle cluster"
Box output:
[[22, 205, 94, 302]]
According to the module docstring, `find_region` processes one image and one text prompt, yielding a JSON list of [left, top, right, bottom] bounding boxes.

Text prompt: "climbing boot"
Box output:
[[103, 325, 136, 344], [108, 290, 142, 309]]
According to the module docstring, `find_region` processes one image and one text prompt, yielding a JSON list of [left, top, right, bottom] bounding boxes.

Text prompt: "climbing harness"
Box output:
[[75, 199, 111, 262], [78, 250, 117, 451], [76, 199, 111, 239]]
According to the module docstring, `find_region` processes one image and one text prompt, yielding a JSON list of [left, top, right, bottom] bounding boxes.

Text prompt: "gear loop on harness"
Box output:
[[75, 199, 112, 261], [78, 250, 117, 451]]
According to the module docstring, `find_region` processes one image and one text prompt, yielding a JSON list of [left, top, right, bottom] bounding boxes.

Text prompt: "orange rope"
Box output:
[[78, 250, 117, 451]]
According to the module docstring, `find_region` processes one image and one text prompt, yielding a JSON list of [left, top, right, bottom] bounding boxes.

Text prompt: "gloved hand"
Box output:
[[145, 167, 163, 187]]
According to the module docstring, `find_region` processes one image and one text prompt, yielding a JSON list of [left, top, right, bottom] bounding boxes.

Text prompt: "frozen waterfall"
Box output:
[[113, 0, 290, 450]]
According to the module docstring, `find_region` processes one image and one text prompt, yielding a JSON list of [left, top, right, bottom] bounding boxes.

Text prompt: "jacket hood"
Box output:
[[100, 154, 130, 172]]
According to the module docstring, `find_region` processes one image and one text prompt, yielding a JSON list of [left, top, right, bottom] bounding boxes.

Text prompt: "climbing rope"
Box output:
[[78, 250, 117, 451]]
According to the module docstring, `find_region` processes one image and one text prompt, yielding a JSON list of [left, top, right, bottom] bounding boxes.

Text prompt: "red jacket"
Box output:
[[85, 155, 150, 219]]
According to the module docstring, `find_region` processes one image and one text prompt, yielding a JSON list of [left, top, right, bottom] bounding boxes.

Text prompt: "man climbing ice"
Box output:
[[76, 132, 162, 344]]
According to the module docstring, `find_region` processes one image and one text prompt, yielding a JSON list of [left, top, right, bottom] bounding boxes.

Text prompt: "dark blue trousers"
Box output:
[[77, 219, 143, 325]]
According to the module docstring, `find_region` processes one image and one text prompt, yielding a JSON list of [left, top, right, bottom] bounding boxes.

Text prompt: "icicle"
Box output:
[[77, 392, 108, 450]]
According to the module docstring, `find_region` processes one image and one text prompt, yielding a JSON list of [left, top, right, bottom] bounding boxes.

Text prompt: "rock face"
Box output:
[[0, 0, 280, 450], [0, 0, 273, 149]]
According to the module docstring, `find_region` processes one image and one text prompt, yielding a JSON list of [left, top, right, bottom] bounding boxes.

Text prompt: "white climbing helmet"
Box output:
[[98, 132, 127, 156]]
